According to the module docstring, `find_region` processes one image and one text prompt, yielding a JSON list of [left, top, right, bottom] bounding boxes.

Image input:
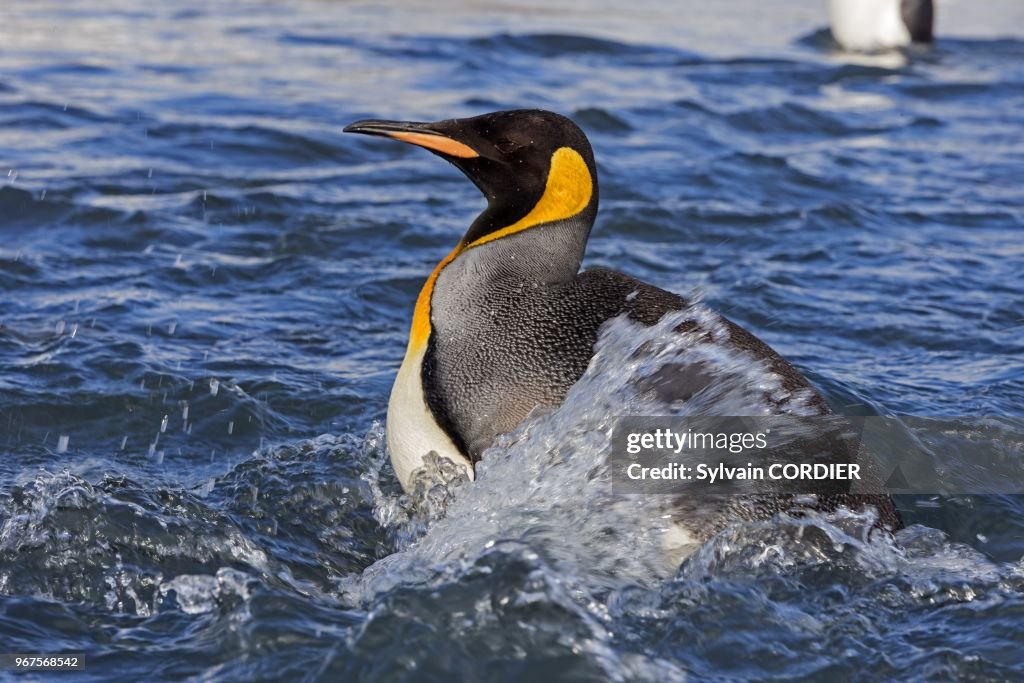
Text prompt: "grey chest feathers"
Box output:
[[423, 221, 685, 461]]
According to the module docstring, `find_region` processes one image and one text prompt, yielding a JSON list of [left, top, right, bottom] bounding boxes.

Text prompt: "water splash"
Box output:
[[349, 306, 843, 603]]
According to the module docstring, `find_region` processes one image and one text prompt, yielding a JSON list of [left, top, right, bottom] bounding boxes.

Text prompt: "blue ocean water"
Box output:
[[1, 1, 1023, 680]]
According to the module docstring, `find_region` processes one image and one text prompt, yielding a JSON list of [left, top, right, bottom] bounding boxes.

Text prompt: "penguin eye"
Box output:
[[494, 138, 520, 154]]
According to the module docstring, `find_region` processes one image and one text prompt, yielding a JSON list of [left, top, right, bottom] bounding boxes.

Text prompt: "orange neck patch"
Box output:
[[405, 146, 593, 352], [407, 242, 462, 351]]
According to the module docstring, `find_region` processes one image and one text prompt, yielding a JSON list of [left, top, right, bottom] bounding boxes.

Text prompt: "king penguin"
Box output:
[[829, 0, 934, 52], [344, 109, 902, 536]]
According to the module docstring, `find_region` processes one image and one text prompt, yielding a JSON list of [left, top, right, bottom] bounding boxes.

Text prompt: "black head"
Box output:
[[344, 109, 598, 244]]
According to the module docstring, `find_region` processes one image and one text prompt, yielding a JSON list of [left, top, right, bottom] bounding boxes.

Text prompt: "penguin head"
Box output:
[[345, 109, 598, 244]]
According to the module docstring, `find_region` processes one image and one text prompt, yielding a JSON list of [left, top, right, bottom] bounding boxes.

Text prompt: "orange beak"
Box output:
[[344, 119, 479, 159]]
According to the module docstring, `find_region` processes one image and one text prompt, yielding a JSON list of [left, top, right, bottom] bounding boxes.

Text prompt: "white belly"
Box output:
[[829, 0, 911, 51], [386, 343, 474, 491]]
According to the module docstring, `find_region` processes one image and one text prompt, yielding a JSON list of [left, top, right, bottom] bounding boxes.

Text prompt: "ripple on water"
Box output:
[[1, 2, 1023, 679]]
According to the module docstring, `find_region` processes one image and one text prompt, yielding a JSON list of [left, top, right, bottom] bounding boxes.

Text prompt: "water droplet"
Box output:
[[160, 415, 169, 433], [55, 320, 66, 335], [168, 321, 177, 335], [209, 379, 219, 396], [182, 403, 189, 421], [227, 421, 234, 435], [120, 435, 128, 450], [57, 435, 69, 453]]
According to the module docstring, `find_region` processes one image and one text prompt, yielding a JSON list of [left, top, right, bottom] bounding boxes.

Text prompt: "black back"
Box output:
[[902, 0, 935, 43]]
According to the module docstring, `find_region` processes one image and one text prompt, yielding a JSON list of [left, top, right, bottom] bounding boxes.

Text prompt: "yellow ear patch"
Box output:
[[465, 147, 593, 248], [406, 146, 593, 351]]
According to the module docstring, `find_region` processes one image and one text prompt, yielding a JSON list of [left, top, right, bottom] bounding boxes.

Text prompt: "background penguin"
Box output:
[[829, 0, 935, 52], [345, 109, 902, 537]]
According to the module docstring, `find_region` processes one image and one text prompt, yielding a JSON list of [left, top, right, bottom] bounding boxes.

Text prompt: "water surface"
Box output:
[[1, 0, 1023, 680]]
